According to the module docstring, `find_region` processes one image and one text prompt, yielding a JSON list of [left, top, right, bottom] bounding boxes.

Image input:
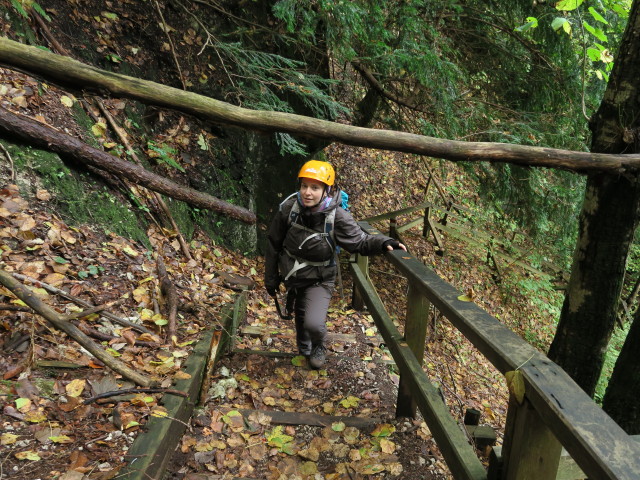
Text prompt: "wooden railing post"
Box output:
[[351, 253, 369, 311], [396, 283, 431, 418], [389, 216, 398, 238], [500, 397, 562, 480]]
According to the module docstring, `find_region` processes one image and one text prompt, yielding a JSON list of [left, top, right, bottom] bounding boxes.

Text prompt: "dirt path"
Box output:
[[164, 301, 450, 479]]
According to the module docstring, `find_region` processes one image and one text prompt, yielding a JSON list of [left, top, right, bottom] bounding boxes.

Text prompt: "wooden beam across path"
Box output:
[[350, 262, 488, 480], [3, 37, 640, 174], [234, 408, 383, 430], [356, 222, 640, 480]]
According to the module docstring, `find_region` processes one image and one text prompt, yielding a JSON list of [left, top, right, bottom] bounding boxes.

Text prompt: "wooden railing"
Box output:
[[349, 220, 640, 480]]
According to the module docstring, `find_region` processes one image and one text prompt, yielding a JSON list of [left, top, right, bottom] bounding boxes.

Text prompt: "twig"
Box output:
[[0, 304, 30, 312], [153, 0, 186, 89], [157, 255, 178, 341], [61, 299, 122, 320], [75, 322, 158, 347], [0, 142, 15, 181], [10, 272, 153, 334], [83, 387, 187, 404]]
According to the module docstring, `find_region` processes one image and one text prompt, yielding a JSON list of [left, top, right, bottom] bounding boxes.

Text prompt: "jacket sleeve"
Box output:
[[334, 208, 392, 255], [264, 206, 288, 290]]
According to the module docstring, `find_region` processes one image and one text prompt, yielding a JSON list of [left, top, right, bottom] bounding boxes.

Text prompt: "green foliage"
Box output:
[[594, 320, 630, 404], [11, 0, 50, 21], [146, 141, 185, 173]]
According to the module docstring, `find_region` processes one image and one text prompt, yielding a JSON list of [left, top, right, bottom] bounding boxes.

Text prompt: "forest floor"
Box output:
[[0, 2, 563, 479]]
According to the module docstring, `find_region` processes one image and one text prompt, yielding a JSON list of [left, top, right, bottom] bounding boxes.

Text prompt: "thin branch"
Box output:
[[83, 387, 187, 404], [0, 142, 15, 181], [153, 0, 186, 90]]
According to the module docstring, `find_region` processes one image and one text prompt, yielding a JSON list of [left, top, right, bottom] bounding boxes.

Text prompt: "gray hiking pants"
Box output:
[[290, 283, 333, 355]]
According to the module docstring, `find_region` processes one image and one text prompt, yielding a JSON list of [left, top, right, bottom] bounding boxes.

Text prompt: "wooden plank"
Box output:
[[121, 327, 217, 480], [363, 201, 433, 223], [354, 222, 640, 480], [350, 262, 487, 480], [501, 398, 562, 480], [232, 348, 395, 365], [240, 325, 357, 343], [235, 408, 382, 430]]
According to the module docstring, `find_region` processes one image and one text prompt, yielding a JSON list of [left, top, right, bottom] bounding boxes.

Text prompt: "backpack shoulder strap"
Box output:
[[279, 192, 300, 226]]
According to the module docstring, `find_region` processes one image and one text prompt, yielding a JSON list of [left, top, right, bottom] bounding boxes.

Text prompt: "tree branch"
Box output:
[[1, 37, 640, 173]]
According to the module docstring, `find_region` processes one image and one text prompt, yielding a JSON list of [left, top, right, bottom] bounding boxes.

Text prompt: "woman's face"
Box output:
[[299, 177, 326, 207]]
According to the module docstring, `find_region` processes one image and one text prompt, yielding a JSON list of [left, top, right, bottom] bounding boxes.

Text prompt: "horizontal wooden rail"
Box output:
[[356, 221, 640, 480]]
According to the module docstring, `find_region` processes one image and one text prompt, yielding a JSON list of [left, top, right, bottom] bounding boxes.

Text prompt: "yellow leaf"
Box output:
[[15, 450, 41, 461], [340, 396, 359, 408], [49, 435, 73, 444], [150, 407, 168, 418], [24, 409, 47, 423], [60, 95, 74, 107], [1, 433, 18, 445], [505, 370, 525, 404], [457, 294, 473, 302], [66, 379, 86, 397], [379, 438, 396, 453], [92, 122, 107, 137]]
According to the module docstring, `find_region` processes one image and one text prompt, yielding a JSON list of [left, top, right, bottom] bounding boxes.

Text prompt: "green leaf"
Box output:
[[10, 0, 29, 18], [588, 7, 608, 24], [371, 423, 396, 437], [197, 134, 209, 151], [332, 421, 346, 432], [505, 370, 525, 404], [78, 271, 89, 279], [103, 11, 118, 20], [514, 17, 538, 32], [291, 355, 306, 367], [587, 48, 601, 62], [53, 256, 69, 264], [583, 21, 608, 42], [32, 2, 51, 21], [457, 294, 472, 302], [550, 17, 564, 32], [266, 425, 294, 451], [15, 397, 30, 410], [556, 0, 584, 11]]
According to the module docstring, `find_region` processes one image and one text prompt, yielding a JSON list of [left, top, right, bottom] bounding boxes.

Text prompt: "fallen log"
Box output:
[[0, 268, 153, 387], [1, 36, 640, 173], [0, 106, 256, 224]]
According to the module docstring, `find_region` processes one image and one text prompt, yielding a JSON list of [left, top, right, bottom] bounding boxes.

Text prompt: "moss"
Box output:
[[5, 141, 150, 248]]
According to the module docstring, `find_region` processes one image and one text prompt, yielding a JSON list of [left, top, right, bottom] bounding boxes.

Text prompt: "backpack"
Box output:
[[279, 190, 349, 281]]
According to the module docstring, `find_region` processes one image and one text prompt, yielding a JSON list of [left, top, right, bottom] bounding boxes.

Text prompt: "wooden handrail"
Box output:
[[353, 221, 640, 480]]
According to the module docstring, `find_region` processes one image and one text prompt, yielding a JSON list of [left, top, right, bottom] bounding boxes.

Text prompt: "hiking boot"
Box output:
[[309, 345, 327, 370]]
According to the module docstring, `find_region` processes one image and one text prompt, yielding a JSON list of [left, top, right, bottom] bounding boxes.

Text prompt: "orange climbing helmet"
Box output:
[[298, 160, 335, 186]]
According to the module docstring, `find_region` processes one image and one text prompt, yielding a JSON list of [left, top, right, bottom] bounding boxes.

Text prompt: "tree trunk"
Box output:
[[0, 106, 256, 224], [1, 36, 640, 173], [548, 0, 640, 409], [603, 308, 640, 434]]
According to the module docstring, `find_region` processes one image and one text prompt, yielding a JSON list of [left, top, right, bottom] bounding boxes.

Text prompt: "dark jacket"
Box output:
[[265, 189, 393, 290]]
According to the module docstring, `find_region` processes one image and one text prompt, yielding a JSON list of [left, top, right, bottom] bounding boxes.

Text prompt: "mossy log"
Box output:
[[1, 37, 640, 173]]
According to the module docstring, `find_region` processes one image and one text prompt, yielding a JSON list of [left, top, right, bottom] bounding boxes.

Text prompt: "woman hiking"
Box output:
[[264, 160, 406, 369]]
